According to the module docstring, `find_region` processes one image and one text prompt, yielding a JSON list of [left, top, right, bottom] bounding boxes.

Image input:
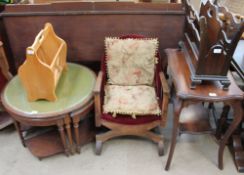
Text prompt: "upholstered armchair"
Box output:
[[94, 34, 169, 155]]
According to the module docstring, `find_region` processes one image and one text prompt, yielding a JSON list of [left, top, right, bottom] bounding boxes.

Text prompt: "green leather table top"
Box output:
[[2, 63, 96, 118]]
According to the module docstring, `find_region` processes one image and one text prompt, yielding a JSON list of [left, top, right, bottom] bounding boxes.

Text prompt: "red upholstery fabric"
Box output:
[[100, 34, 163, 125], [102, 113, 160, 125]]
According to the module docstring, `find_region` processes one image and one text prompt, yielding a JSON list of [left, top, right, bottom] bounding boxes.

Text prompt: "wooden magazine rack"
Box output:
[[181, 0, 243, 90], [215, 3, 244, 81], [18, 23, 67, 101]]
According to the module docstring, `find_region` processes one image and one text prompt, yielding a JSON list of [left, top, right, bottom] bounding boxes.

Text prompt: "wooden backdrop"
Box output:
[[0, 2, 185, 73]]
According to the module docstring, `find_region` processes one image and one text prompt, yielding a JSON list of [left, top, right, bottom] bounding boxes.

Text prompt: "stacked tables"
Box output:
[[1, 63, 96, 158]]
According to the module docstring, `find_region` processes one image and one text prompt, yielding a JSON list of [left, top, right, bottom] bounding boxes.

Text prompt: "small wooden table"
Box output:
[[1, 63, 96, 158], [164, 49, 244, 170]]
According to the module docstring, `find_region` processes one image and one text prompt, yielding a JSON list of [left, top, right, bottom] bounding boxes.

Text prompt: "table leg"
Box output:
[[57, 120, 69, 156], [165, 99, 184, 170], [14, 120, 26, 147], [216, 105, 230, 139], [218, 101, 243, 170], [73, 117, 80, 154], [64, 116, 74, 154]]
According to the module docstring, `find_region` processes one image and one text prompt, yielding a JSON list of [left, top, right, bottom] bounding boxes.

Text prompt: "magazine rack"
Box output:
[[18, 23, 67, 101]]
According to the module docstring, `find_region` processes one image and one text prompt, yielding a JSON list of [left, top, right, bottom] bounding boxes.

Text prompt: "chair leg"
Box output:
[[158, 140, 164, 156], [95, 130, 120, 155], [95, 140, 102, 155]]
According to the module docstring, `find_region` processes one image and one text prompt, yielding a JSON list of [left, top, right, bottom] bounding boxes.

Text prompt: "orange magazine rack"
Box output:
[[18, 23, 67, 101]]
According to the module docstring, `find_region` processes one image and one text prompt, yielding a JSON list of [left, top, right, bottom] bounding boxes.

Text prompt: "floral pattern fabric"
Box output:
[[105, 38, 158, 86], [103, 85, 161, 119]]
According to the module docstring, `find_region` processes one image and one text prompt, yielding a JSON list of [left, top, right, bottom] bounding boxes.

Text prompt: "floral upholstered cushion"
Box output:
[[103, 85, 161, 119], [105, 38, 158, 85]]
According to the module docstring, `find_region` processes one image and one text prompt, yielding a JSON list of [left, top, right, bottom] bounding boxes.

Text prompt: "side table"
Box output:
[[1, 63, 96, 158], [164, 49, 244, 170]]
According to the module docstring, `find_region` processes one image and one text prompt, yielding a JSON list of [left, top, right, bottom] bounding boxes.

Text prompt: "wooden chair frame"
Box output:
[[94, 35, 169, 155]]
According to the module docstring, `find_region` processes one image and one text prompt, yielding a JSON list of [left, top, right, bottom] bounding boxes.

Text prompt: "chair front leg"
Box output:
[[94, 71, 103, 127], [94, 94, 102, 127]]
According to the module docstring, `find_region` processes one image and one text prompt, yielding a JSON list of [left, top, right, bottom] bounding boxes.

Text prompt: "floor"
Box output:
[[0, 103, 241, 175]]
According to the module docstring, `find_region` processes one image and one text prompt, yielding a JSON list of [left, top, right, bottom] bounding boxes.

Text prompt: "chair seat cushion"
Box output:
[[105, 37, 158, 85], [103, 85, 161, 119]]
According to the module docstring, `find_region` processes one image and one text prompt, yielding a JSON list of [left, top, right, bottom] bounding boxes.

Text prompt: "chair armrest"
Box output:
[[94, 71, 104, 127], [159, 71, 169, 127]]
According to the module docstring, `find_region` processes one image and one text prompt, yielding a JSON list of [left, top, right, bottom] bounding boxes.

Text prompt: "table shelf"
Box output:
[[179, 103, 213, 134], [25, 128, 65, 159]]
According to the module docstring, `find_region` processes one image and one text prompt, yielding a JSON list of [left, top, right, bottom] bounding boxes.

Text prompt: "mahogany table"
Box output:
[[164, 49, 244, 170], [1, 63, 96, 158]]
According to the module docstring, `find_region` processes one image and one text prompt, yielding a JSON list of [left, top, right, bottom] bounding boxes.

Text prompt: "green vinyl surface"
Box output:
[[2, 63, 96, 118]]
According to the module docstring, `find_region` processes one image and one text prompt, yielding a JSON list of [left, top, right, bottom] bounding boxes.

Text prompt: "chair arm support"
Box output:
[[94, 71, 103, 127], [159, 72, 170, 127], [159, 71, 170, 96], [94, 71, 103, 94]]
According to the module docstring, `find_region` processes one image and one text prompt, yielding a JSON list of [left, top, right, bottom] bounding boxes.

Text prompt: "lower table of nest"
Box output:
[[0, 110, 13, 129], [20, 125, 69, 159], [1, 63, 96, 159]]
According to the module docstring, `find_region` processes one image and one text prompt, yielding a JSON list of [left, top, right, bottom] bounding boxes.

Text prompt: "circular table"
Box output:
[[1, 63, 96, 158]]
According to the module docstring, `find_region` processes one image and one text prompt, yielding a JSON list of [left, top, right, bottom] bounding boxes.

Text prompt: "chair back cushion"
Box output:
[[105, 37, 158, 85]]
